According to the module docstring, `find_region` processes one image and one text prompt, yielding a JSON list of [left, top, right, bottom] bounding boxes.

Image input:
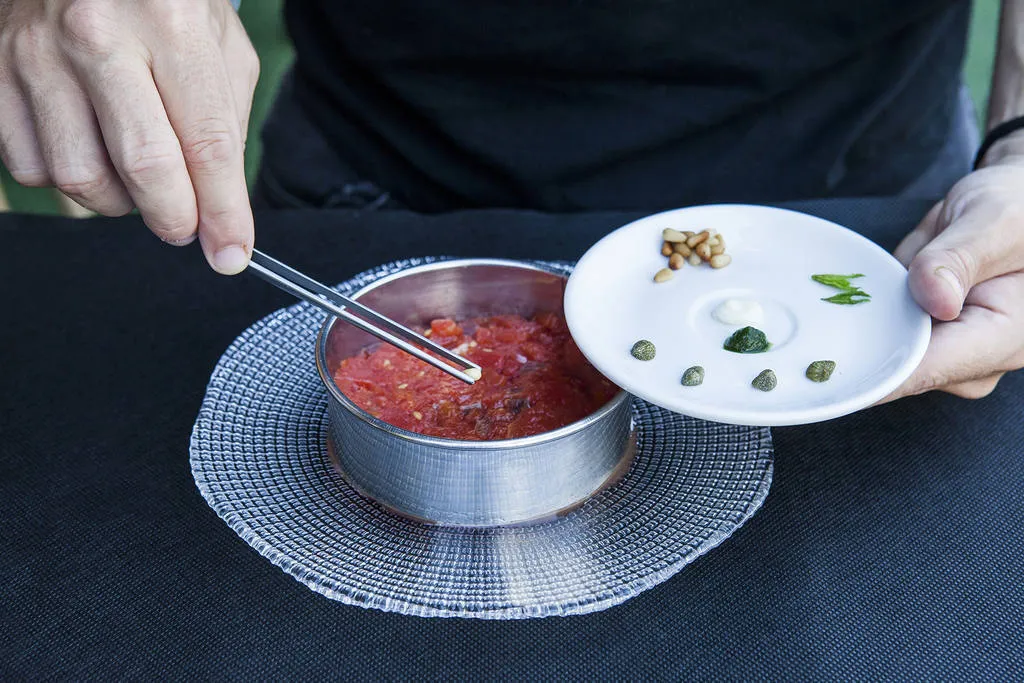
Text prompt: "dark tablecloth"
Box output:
[[2, 200, 1022, 681]]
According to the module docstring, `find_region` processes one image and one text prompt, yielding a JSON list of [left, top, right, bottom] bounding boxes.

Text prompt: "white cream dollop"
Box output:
[[712, 298, 764, 327]]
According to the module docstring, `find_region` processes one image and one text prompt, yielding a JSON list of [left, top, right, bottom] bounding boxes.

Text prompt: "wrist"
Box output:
[[979, 129, 1024, 168], [975, 119, 1024, 169]]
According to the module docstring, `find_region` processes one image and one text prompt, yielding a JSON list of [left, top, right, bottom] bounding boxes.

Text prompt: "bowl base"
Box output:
[[325, 424, 638, 529]]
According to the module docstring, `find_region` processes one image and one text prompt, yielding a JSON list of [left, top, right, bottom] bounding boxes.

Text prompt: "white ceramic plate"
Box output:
[[565, 205, 931, 426]]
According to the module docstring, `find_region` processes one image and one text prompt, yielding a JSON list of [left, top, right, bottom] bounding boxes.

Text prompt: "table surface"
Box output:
[[2, 199, 1022, 681]]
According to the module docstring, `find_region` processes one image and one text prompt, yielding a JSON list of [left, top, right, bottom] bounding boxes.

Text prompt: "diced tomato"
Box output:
[[429, 319, 462, 337], [535, 311, 564, 332], [519, 341, 548, 362], [333, 313, 618, 440]]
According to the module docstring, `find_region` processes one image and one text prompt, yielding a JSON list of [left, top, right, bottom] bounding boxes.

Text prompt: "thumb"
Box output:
[[907, 200, 1021, 322], [907, 168, 1024, 321], [906, 239, 972, 322]]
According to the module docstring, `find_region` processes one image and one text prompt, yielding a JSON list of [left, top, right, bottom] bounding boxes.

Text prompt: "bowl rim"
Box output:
[[314, 258, 630, 451]]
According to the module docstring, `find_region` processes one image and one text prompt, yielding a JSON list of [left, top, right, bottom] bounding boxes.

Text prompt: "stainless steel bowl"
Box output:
[[315, 259, 633, 527]]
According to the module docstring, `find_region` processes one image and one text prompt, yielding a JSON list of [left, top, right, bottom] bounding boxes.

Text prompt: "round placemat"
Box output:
[[190, 258, 774, 619]]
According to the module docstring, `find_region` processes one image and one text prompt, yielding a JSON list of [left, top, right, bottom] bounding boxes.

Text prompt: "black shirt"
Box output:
[[271, 0, 970, 211]]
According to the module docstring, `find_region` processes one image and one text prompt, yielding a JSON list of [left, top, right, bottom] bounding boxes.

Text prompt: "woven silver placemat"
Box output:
[[190, 258, 774, 619]]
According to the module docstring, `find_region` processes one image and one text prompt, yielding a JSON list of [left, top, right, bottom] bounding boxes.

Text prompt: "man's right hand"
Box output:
[[0, 0, 258, 274]]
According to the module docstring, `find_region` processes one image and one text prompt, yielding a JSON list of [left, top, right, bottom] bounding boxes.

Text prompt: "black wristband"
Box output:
[[973, 115, 1024, 170]]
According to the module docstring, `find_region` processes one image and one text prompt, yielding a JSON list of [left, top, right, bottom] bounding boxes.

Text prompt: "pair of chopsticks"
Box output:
[[247, 250, 482, 384]]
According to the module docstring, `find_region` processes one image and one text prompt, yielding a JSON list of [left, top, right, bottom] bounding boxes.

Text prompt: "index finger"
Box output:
[[151, 29, 253, 275]]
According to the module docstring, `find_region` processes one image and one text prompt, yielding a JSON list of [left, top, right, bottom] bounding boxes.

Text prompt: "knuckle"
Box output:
[[8, 166, 51, 188], [941, 180, 985, 226], [11, 23, 51, 70], [0, 139, 49, 188], [96, 200, 133, 218], [154, 1, 210, 39], [51, 164, 111, 198], [180, 122, 238, 171], [147, 214, 197, 242], [120, 142, 182, 186], [59, 0, 120, 57], [199, 202, 247, 230], [941, 245, 978, 285]]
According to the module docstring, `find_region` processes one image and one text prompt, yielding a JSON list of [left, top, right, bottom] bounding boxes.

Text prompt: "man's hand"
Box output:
[[886, 132, 1024, 401], [0, 0, 259, 274]]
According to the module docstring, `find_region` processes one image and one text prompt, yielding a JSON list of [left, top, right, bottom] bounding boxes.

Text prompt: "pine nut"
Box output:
[[668, 252, 685, 270], [673, 242, 692, 257], [654, 268, 674, 283], [707, 235, 720, 247], [687, 252, 702, 267], [661, 241, 674, 256], [686, 230, 711, 248], [695, 242, 712, 261], [710, 254, 732, 269], [710, 244, 726, 256], [683, 231, 695, 238], [662, 228, 687, 243]]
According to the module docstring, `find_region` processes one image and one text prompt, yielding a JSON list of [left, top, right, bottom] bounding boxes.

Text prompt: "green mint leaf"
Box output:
[[822, 289, 871, 305], [811, 273, 865, 290], [813, 273, 871, 304]]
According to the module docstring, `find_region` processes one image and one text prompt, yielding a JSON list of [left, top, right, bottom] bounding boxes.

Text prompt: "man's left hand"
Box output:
[[885, 131, 1024, 401]]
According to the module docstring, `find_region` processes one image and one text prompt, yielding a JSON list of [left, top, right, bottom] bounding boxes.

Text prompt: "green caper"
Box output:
[[681, 366, 704, 386], [806, 360, 837, 383], [630, 339, 656, 361], [752, 369, 777, 392]]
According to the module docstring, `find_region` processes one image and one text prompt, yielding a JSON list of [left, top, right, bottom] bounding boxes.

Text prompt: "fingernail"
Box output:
[[213, 245, 250, 275], [167, 234, 198, 247], [934, 266, 964, 301]]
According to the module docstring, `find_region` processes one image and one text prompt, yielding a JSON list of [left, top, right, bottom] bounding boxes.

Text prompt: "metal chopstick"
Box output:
[[252, 250, 480, 373], [247, 249, 481, 384]]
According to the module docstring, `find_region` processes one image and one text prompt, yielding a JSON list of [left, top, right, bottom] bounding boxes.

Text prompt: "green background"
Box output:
[[0, 0, 1002, 213]]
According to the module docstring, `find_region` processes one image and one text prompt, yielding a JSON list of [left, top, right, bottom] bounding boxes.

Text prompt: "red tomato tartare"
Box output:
[[333, 313, 619, 440]]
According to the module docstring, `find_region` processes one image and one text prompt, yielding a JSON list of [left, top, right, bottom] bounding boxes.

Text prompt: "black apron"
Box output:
[[256, 0, 971, 212]]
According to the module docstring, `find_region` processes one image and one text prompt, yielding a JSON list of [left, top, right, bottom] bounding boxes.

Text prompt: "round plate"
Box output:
[[190, 258, 774, 619], [565, 205, 931, 426]]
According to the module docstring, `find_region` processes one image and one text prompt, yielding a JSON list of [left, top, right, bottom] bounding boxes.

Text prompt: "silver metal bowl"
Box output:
[[315, 259, 633, 527]]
